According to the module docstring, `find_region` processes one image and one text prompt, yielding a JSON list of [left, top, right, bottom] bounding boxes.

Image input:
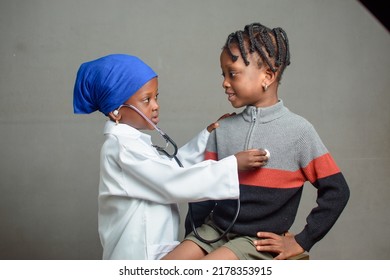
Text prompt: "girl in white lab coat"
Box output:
[[73, 54, 268, 260]]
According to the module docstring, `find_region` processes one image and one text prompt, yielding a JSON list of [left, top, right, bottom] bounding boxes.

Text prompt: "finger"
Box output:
[[257, 152, 270, 163], [219, 114, 230, 119], [261, 155, 269, 162], [254, 239, 277, 246], [257, 232, 279, 239], [250, 154, 265, 160], [256, 149, 270, 156], [245, 149, 262, 155], [257, 149, 268, 156], [251, 162, 264, 169], [207, 122, 219, 132], [273, 253, 286, 260], [218, 113, 235, 120], [255, 244, 280, 253]]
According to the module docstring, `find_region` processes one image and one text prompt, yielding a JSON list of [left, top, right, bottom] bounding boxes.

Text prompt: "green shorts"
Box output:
[[184, 219, 274, 260]]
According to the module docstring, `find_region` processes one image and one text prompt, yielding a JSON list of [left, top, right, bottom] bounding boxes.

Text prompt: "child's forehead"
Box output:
[[221, 45, 260, 64], [134, 77, 158, 93], [220, 48, 235, 63]]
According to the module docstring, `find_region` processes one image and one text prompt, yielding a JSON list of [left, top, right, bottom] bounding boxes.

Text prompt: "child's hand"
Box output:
[[207, 113, 236, 132], [253, 231, 305, 260], [234, 149, 268, 171]]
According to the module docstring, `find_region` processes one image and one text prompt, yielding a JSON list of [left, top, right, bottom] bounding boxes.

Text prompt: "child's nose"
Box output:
[[152, 99, 159, 110], [222, 78, 230, 89]]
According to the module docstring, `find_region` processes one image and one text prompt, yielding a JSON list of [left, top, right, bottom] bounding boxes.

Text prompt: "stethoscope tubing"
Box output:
[[125, 104, 240, 244], [188, 199, 240, 244]]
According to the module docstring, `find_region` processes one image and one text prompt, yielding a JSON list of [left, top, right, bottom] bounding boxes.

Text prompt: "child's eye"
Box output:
[[229, 71, 237, 78], [143, 98, 151, 103], [221, 72, 237, 78]]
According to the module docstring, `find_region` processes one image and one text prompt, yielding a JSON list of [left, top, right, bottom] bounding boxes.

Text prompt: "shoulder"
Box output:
[[217, 111, 244, 126], [283, 108, 316, 132], [213, 113, 246, 138]]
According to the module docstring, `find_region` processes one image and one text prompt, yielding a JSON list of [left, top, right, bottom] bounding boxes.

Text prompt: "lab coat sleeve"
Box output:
[[176, 129, 209, 167], [101, 134, 239, 205]]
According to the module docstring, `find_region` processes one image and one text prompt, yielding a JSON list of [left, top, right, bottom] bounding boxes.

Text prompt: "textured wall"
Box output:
[[0, 0, 389, 259]]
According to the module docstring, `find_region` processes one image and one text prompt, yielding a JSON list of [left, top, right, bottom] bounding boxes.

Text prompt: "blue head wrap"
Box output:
[[73, 54, 157, 115]]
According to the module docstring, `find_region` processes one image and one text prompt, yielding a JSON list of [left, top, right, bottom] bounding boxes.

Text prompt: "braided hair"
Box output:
[[223, 22, 291, 82]]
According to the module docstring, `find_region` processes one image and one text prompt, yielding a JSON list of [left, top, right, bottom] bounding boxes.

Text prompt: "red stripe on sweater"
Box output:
[[205, 151, 218, 161], [239, 168, 306, 188], [302, 153, 340, 183], [207, 151, 340, 188]]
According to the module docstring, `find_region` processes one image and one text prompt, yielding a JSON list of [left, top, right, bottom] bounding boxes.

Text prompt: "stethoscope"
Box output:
[[116, 104, 240, 244], [116, 104, 182, 167]]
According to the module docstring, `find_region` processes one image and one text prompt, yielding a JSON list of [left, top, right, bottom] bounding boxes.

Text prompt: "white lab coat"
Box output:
[[98, 121, 239, 260]]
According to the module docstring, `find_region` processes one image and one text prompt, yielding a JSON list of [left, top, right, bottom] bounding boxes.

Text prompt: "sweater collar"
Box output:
[[242, 100, 288, 123]]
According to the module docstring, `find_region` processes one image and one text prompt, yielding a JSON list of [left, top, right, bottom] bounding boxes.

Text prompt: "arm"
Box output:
[[295, 169, 350, 251], [294, 126, 350, 251], [254, 125, 350, 258], [177, 113, 236, 167], [176, 129, 210, 167], [100, 134, 240, 204]]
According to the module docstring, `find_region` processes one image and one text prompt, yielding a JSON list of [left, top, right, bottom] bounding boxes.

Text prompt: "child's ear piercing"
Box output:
[[113, 110, 119, 116], [263, 84, 268, 91]]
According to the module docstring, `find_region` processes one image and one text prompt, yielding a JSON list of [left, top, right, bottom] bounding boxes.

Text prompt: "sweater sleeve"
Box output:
[[294, 125, 350, 251]]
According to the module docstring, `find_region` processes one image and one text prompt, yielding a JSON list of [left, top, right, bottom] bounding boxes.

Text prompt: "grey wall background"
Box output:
[[0, 0, 388, 260]]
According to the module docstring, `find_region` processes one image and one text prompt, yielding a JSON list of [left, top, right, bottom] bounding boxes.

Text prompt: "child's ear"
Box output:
[[108, 111, 121, 123], [264, 68, 277, 84], [262, 68, 277, 91]]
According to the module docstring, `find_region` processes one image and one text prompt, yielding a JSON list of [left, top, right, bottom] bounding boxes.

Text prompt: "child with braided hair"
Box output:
[[163, 22, 350, 260]]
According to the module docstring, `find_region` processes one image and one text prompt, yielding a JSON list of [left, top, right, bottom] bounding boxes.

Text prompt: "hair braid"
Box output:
[[253, 37, 277, 72], [223, 22, 291, 81], [236, 31, 250, 66], [246, 24, 257, 53], [278, 27, 291, 66], [259, 28, 276, 58], [225, 33, 239, 62], [273, 28, 283, 67], [243, 23, 275, 71]]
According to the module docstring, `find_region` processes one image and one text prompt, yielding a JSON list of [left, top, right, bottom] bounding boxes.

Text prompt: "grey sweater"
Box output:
[[204, 100, 350, 252]]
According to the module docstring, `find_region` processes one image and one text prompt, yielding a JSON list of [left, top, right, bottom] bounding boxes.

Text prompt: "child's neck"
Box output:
[[252, 94, 279, 108]]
